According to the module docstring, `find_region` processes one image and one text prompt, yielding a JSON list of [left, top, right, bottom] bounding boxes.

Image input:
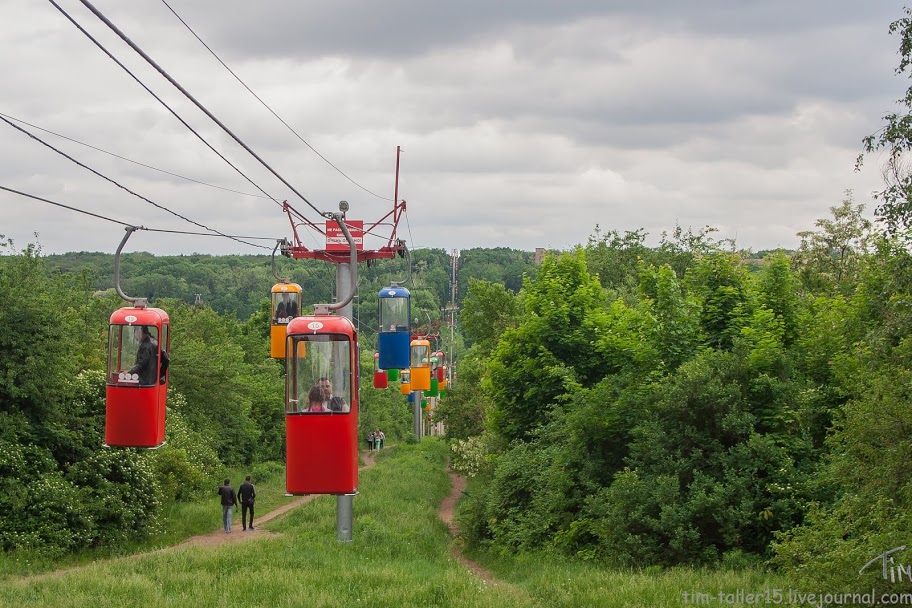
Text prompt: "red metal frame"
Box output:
[[282, 146, 408, 263], [282, 200, 406, 262], [412, 317, 441, 344]]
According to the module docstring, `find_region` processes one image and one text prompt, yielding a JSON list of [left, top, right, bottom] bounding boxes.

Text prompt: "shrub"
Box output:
[[151, 447, 207, 501], [65, 449, 162, 546], [0, 442, 92, 556], [156, 392, 223, 498], [251, 460, 284, 483]]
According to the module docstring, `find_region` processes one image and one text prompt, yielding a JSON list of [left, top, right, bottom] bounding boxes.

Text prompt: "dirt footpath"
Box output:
[[18, 451, 524, 596], [437, 471, 497, 583]]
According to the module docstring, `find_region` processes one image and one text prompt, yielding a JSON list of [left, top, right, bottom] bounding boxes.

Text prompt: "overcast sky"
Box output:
[[0, 0, 908, 256]]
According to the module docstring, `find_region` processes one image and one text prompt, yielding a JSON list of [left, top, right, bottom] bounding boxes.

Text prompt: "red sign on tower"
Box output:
[[325, 220, 364, 251]]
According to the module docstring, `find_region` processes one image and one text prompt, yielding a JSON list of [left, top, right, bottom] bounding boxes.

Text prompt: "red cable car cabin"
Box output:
[[373, 352, 388, 389], [105, 307, 170, 448], [285, 315, 359, 495]]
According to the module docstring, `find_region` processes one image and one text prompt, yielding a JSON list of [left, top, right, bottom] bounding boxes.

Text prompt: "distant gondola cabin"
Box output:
[[409, 339, 431, 391], [271, 282, 302, 358], [399, 368, 411, 395], [373, 353, 388, 389], [377, 286, 411, 370]]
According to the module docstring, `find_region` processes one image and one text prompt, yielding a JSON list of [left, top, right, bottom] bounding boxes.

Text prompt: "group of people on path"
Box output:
[[217, 476, 256, 534], [366, 429, 384, 452]]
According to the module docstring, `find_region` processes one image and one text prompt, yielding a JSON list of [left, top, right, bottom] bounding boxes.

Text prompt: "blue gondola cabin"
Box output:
[[377, 286, 410, 370]]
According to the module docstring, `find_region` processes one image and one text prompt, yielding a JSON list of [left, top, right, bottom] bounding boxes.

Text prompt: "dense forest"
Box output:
[[430, 192, 912, 593]]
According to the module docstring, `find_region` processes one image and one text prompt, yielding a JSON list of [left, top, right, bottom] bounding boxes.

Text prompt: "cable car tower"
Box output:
[[279, 147, 408, 543], [281, 147, 408, 266]]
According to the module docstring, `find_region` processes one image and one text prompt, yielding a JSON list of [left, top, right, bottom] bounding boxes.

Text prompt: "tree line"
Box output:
[[3, 194, 902, 585], [437, 192, 912, 591]]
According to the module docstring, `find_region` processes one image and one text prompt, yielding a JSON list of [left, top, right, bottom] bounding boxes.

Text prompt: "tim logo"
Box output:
[[860, 546, 912, 582]]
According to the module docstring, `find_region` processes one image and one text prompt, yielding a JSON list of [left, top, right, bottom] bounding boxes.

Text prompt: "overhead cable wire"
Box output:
[[46, 0, 284, 212], [138, 227, 275, 238], [1, 115, 269, 250], [404, 207, 416, 251], [0, 111, 270, 199], [159, 0, 393, 203], [73, 0, 326, 221], [0, 186, 132, 227], [0, 186, 277, 242]]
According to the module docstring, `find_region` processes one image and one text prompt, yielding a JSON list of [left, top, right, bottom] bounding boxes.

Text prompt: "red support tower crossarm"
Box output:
[[282, 145, 408, 263]]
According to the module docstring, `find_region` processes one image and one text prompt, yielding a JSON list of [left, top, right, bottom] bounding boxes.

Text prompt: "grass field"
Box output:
[[0, 440, 786, 607]]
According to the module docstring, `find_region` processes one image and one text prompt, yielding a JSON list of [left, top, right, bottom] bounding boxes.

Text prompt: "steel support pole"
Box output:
[[336, 493, 353, 542], [335, 262, 355, 542], [414, 389, 423, 441]]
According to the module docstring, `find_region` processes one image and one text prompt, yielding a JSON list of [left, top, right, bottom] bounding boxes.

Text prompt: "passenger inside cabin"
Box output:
[[275, 293, 298, 322], [285, 294, 298, 319], [129, 325, 158, 386], [317, 377, 349, 412], [307, 386, 327, 412]]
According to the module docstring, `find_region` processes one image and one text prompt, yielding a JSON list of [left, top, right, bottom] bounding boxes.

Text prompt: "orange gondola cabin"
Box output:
[[271, 282, 302, 358], [409, 338, 431, 391], [285, 315, 359, 495], [105, 306, 170, 448]]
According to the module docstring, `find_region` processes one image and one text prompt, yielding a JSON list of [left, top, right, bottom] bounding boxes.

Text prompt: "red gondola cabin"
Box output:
[[285, 315, 359, 495], [373, 352, 388, 389], [105, 306, 170, 448]]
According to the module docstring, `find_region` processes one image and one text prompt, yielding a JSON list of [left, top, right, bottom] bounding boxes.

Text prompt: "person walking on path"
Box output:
[[367, 431, 375, 452], [377, 429, 385, 449], [238, 475, 256, 531], [217, 479, 238, 534]]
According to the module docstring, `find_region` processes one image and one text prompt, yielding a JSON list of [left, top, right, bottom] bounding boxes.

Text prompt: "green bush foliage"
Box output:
[[251, 460, 284, 482], [152, 393, 223, 501]]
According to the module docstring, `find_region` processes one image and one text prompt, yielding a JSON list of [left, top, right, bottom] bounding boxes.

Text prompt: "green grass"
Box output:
[[464, 551, 789, 607], [0, 440, 786, 607]]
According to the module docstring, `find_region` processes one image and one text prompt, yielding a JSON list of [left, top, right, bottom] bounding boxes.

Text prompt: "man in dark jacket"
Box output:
[[318, 377, 348, 412], [129, 326, 158, 387], [217, 479, 238, 534], [238, 475, 256, 531]]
